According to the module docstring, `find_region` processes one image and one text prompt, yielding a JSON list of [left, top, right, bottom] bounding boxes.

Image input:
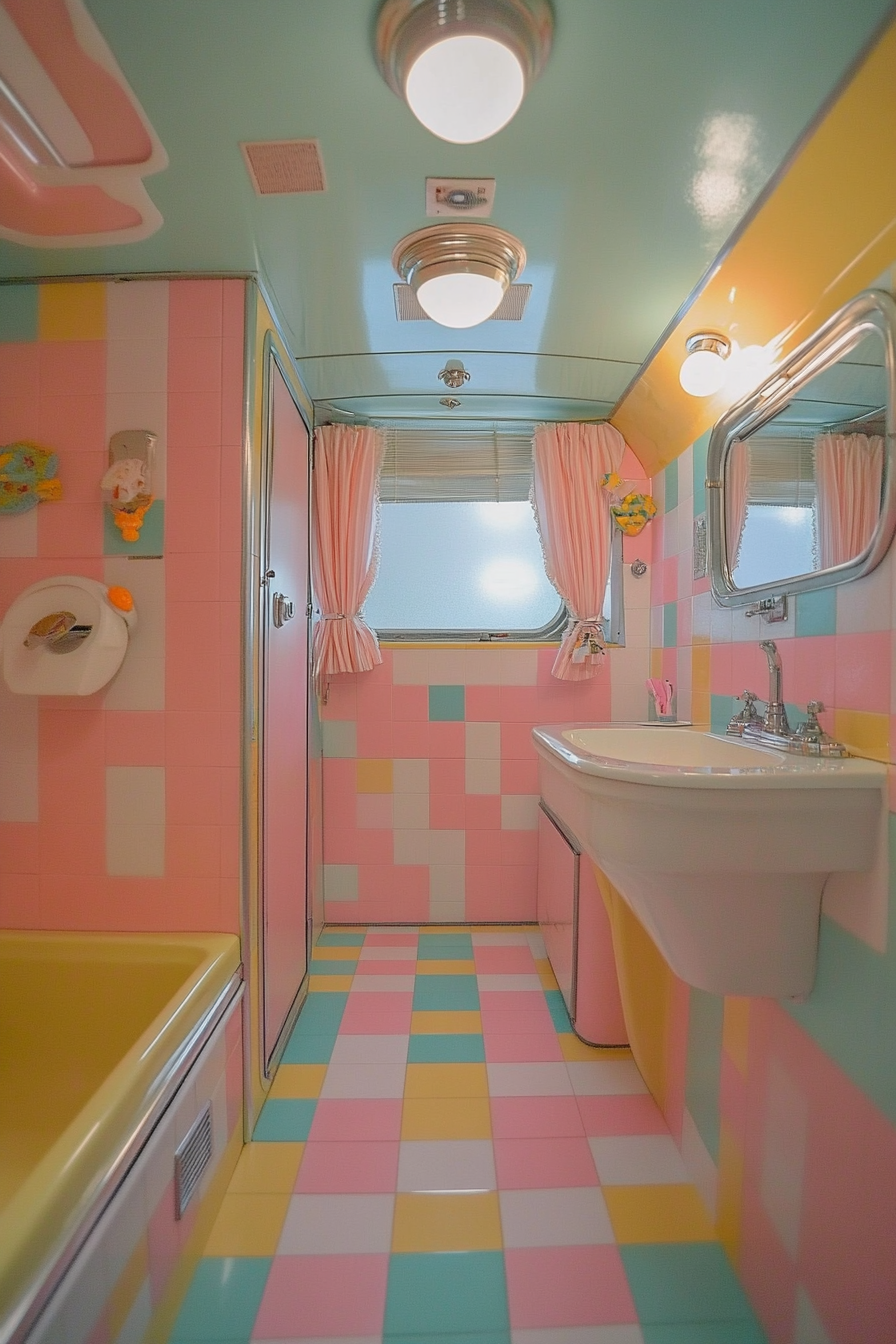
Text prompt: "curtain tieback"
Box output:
[[321, 612, 360, 620], [566, 616, 605, 664]]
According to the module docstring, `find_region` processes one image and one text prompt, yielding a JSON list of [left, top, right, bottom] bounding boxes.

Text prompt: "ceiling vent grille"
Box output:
[[240, 140, 326, 194], [393, 283, 531, 322]]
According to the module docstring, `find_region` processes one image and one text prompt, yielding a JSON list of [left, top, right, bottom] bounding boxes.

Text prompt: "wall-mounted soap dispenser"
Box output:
[[0, 576, 137, 695], [101, 430, 156, 543]]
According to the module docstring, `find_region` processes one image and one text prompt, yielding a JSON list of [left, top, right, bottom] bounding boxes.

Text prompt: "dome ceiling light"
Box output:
[[376, 0, 554, 144], [393, 222, 526, 328], [679, 332, 732, 397]]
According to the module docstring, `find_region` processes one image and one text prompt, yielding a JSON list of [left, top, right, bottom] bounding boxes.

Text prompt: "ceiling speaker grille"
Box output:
[[240, 140, 326, 194], [393, 284, 531, 322]]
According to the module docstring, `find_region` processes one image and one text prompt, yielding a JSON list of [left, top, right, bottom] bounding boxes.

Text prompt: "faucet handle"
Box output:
[[727, 689, 762, 734], [807, 700, 825, 717]]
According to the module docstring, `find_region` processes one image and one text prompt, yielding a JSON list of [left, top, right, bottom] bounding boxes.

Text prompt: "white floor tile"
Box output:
[[512, 1327, 645, 1344], [471, 932, 531, 946], [500, 1186, 614, 1246], [397, 1139, 496, 1192], [277, 1193, 394, 1254], [350, 974, 416, 992], [329, 1034, 409, 1064], [588, 1134, 690, 1185], [319, 1063, 406, 1099], [566, 1060, 648, 1096], [487, 1063, 573, 1096], [477, 974, 544, 991]]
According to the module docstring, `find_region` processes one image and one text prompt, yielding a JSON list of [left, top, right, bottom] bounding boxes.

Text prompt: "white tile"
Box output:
[[466, 756, 501, 795], [794, 1285, 835, 1344], [430, 649, 468, 684], [501, 795, 539, 830], [321, 720, 357, 758], [466, 721, 501, 758], [680, 1106, 718, 1218], [465, 646, 505, 685], [106, 823, 166, 878], [649, 603, 664, 649], [692, 590, 712, 643], [487, 1063, 573, 1096], [500, 648, 539, 685], [430, 864, 465, 905], [394, 829, 430, 865], [663, 505, 680, 559], [358, 945, 417, 961], [106, 391, 168, 498], [623, 563, 652, 611], [349, 975, 415, 993], [472, 932, 531, 946], [500, 1187, 614, 1247], [526, 930, 547, 958], [106, 278, 169, 341], [329, 1034, 409, 1064], [393, 791, 430, 829], [393, 757, 429, 793], [429, 829, 464, 865], [115, 1278, 153, 1344], [512, 1329, 645, 1344], [760, 1058, 808, 1260], [678, 444, 694, 499], [107, 765, 166, 825], [323, 864, 358, 902], [622, 605, 650, 648], [566, 1059, 648, 1096], [397, 1139, 496, 1192], [103, 558, 165, 710], [589, 1134, 689, 1185], [429, 894, 465, 922], [837, 553, 891, 632], [709, 599, 732, 643], [391, 649, 431, 684], [106, 337, 169, 395], [0, 680, 38, 822], [478, 974, 543, 992], [0, 508, 37, 557], [319, 1062, 406, 1099], [277, 1193, 394, 1254]]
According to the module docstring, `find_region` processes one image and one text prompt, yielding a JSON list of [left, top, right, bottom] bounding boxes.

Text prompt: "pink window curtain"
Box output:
[[311, 423, 385, 691], [532, 421, 626, 681], [725, 439, 750, 572], [815, 432, 884, 569]]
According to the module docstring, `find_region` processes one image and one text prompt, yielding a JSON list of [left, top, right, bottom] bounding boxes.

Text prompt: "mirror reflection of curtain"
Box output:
[[815, 432, 884, 568], [725, 439, 750, 570]]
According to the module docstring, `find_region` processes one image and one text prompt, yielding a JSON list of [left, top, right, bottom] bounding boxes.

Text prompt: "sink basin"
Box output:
[[533, 724, 886, 996]]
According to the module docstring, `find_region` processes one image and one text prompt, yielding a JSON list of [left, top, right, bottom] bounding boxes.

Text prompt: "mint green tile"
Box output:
[[429, 684, 465, 721], [0, 285, 39, 342], [321, 719, 357, 758], [663, 601, 678, 648], [692, 431, 711, 516], [171, 1257, 271, 1340], [418, 933, 473, 958], [387, 1334, 511, 1344], [664, 458, 679, 512], [317, 931, 366, 946], [711, 694, 734, 737], [294, 992, 348, 1030], [413, 974, 479, 1010], [253, 1098, 316, 1141], [621, 1244, 759, 1326], [280, 1031, 337, 1064], [408, 1033, 486, 1062], [545, 988, 573, 1032], [685, 987, 724, 1162], [644, 1323, 767, 1343], [103, 498, 165, 556], [385, 1252, 509, 1337], [310, 959, 357, 974], [795, 586, 837, 636]]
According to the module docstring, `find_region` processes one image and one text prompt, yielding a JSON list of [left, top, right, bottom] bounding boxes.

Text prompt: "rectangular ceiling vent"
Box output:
[[426, 177, 495, 217], [240, 139, 326, 194], [393, 283, 531, 322]]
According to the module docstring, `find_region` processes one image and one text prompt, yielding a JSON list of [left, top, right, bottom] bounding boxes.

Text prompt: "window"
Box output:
[[363, 423, 624, 642], [731, 434, 816, 588]]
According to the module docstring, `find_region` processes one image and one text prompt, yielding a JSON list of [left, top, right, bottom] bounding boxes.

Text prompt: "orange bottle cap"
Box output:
[[107, 585, 134, 612]]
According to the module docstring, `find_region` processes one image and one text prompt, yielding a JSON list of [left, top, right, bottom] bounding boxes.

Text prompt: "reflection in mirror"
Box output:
[[709, 289, 896, 606]]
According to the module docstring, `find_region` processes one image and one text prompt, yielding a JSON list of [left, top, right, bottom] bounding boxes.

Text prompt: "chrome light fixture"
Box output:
[[679, 332, 731, 397], [393, 222, 526, 328], [376, 0, 554, 144]]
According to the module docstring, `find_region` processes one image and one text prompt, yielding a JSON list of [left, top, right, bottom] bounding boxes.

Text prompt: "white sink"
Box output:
[[533, 724, 886, 997]]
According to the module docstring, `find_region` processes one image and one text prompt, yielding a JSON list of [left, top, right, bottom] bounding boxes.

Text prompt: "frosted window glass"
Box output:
[[733, 505, 816, 588], [364, 501, 563, 632]]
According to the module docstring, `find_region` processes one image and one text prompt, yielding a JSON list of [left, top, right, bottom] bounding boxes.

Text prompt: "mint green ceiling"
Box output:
[[1, 0, 893, 421]]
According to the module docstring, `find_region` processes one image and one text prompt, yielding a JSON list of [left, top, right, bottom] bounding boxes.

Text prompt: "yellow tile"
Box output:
[[401, 1096, 492, 1140], [415, 959, 476, 975], [603, 1185, 717, 1244], [312, 946, 360, 961], [692, 644, 711, 692], [722, 997, 750, 1076], [834, 709, 889, 762], [228, 1141, 304, 1193], [106, 1235, 148, 1337], [39, 281, 106, 340], [559, 1035, 633, 1062], [203, 1191, 291, 1256], [536, 958, 559, 990], [392, 1192, 502, 1253], [411, 1010, 482, 1034], [269, 1065, 327, 1099], [650, 648, 663, 678], [357, 759, 393, 792], [404, 1063, 488, 1098], [309, 974, 353, 993], [691, 691, 711, 730], [717, 1119, 745, 1267]]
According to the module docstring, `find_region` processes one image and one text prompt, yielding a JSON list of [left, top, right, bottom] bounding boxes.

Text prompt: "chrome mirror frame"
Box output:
[[707, 288, 896, 608]]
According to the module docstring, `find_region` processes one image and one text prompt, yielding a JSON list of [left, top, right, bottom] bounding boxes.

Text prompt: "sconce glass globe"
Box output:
[[679, 333, 731, 397], [405, 34, 525, 143]]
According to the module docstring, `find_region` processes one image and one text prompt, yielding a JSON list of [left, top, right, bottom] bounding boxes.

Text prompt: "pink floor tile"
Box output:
[[494, 1137, 599, 1189], [480, 1008, 556, 1036], [491, 1096, 585, 1139], [474, 946, 538, 974], [576, 1094, 669, 1137], [254, 1253, 389, 1337], [308, 1100, 403, 1143], [505, 1245, 637, 1328], [479, 990, 549, 1015], [485, 1033, 564, 1062], [338, 993, 413, 1035], [364, 933, 418, 946], [296, 1141, 400, 1194]]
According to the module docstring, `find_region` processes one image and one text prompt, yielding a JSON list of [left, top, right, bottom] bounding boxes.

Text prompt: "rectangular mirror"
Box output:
[[708, 288, 896, 606]]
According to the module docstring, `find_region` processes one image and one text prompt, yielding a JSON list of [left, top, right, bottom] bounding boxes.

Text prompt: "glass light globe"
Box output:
[[416, 271, 506, 327], [679, 348, 727, 397], [405, 35, 525, 143], [724, 343, 774, 399]]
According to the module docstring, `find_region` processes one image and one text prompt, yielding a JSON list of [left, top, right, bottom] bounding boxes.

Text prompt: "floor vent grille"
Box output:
[[174, 1103, 213, 1219], [393, 283, 531, 322], [240, 139, 327, 194]]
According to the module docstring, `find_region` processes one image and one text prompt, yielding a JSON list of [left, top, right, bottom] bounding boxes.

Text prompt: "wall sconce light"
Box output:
[[394, 222, 526, 328], [679, 332, 731, 397], [376, 0, 554, 144]]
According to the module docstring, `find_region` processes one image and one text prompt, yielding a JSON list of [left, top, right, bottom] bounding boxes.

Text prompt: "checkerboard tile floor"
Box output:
[[170, 927, 767, 1344]]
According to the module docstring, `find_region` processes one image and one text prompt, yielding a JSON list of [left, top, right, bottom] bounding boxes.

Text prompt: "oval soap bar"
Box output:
[[107, 585, 134, 612]]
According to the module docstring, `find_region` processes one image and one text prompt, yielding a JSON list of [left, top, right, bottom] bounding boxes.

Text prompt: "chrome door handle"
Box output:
[[272, 593, 295, 627]]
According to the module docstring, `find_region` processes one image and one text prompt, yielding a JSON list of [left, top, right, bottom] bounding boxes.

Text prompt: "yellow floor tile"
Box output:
[[269, 1064, 327, 1099], [392, 1192, 503, 1252], [404, 1063, 489, 1098], [411, 1010, 482, 1034], [228, 1142, 304, 1193], [309, 974, 354, 992], [603, 1184, 717, 1243], [203, 1191, 292, 1255], [559, 1035, 633, 1062], [536, 958, 559, 990], [401, 1096, 492, 1140], [312, 946, 361, 961], [415, 959, 476, 975]]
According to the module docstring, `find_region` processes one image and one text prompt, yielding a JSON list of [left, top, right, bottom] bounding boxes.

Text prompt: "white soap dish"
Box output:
[[0, 576, 136, 695]]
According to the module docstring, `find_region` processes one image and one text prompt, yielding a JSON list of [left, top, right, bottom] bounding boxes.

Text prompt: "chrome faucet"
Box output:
[[724, 641, 849, 756], [759, 640, 791, 737]]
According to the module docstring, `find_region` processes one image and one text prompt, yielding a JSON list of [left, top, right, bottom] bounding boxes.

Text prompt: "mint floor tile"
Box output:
[[418, 934, 474, 959], [408, 1033, 486, 1063], [170, 1257, 271, 1341], [293, 992, 349, 1031], [385, 1252, 509, 1337], [309, 959, 358, 975], [545, 988, 573, 1032], [643, 1322, 767, 1343], [253, 1098, 316, 1141], [280, 1031, 337, 1064], [317, 931, 366, 946], [413, 974, 480, 1010], [387, 1334, 510, 1344], [621, 1244, 761, 1326]]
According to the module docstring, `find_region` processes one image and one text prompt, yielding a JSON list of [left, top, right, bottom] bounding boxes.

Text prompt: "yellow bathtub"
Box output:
[[0, 931, 242, 1342]]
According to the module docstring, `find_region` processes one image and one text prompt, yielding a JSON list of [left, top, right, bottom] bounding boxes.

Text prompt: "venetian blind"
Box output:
[[746, 436, 817, 507], [379, 424, 534, 503]]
